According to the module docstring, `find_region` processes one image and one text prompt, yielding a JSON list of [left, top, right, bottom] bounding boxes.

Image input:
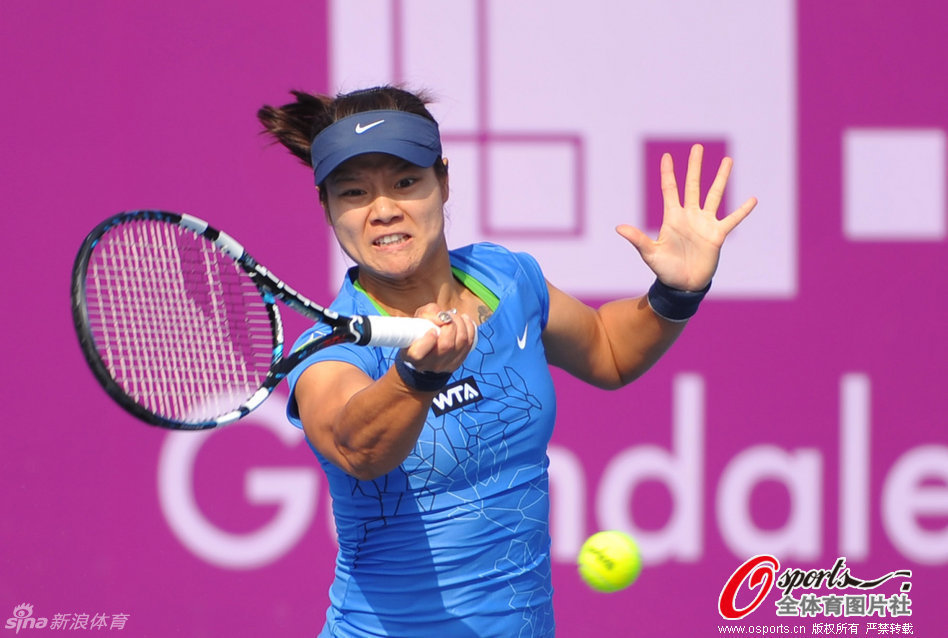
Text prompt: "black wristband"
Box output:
[[393, 355, 452, 392], [647, 278, 711, 322]]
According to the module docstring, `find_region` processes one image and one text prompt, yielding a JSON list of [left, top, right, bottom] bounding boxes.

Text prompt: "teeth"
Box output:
[[376, 234, 407, 246]]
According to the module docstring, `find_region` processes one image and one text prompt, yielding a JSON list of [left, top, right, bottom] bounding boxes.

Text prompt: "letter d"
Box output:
[[596, 373, 703, 562]]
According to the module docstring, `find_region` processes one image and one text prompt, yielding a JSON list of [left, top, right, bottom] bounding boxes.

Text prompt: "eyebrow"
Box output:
[[328, 159, 420, 185]]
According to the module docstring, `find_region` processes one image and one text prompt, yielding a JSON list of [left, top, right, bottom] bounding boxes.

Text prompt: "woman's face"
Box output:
[[322, 153, 449, 283]]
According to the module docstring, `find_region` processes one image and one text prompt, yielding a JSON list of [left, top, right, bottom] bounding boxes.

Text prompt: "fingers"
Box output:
[[663, 144, 714, 211], [659, 145, 753, 223], [683, 144, 703, 209], [405, 304, 477, 372], [442, 313, 477, 354], [703, 156, 732, 214], [429, 312, 477, 369], [615, 224, 653, 258], [660, 152, 681, 211], [719, 196, 758, 235]]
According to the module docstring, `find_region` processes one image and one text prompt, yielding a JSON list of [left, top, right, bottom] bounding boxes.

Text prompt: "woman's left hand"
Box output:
[[615, 144, 758, 291]]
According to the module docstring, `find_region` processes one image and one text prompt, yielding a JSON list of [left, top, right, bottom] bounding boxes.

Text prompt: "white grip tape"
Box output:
[[365, 316, 439, 347]]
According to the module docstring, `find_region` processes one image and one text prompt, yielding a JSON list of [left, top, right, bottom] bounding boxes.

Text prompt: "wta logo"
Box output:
[[718, 555, 780, 620], [431, 377, 482, 416]]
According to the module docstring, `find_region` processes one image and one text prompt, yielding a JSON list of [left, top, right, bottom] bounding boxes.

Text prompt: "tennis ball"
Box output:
[[577, 530, 642, 593]]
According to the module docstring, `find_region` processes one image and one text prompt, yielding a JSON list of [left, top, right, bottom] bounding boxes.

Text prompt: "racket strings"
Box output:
[[85, 220, 274, 422]]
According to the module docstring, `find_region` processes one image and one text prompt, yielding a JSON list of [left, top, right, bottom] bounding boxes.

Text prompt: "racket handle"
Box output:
[[363, 316, 439, 347]]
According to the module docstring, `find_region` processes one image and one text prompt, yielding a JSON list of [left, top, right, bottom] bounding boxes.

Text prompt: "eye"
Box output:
[[395, 176, 419, 189], [338, 187, 367, 198]]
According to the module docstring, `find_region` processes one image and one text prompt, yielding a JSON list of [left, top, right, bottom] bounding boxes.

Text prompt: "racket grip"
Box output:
[[363, 316, 439, 347]]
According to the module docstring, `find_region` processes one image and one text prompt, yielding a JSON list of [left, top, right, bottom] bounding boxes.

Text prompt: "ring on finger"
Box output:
[[437, 311, 454, 324]]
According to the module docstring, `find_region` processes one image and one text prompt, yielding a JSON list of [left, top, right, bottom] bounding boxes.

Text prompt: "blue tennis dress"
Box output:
[[286, 243, 557, 637]]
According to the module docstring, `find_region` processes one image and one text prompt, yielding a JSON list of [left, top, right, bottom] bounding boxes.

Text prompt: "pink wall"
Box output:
[[1, 1, 944, 636]]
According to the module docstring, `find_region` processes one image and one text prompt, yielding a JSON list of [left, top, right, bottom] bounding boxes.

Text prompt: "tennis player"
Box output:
[[258, 86, 756, 637]]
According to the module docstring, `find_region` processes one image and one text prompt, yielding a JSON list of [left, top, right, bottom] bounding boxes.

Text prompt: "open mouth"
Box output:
[[374, 233, 410, 247]]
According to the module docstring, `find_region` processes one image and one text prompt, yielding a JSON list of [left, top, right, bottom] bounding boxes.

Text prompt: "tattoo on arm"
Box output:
[[477, 304, 493, 325]]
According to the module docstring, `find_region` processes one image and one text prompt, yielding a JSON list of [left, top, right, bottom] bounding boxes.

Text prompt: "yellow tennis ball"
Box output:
[[577, 530, 642, 592]]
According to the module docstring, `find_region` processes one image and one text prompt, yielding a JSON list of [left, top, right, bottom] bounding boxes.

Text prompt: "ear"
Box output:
[[439, 157, 450, 203], [316, 186, 333, 225]]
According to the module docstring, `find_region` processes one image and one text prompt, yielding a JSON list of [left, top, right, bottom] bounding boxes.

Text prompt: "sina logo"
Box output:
[[5, 604, 48, 633], [431, 377, 482, 416]]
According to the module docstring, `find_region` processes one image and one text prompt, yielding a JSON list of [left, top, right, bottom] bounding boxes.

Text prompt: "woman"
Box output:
[[258, 86, 756, 637]]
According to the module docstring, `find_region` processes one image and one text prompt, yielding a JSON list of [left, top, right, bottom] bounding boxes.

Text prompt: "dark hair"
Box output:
[[257, 86, 446, 178]]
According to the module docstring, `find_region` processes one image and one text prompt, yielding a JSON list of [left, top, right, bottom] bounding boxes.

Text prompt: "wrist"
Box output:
[[393, 354, 452, 392], [646, 278, 711, 322]]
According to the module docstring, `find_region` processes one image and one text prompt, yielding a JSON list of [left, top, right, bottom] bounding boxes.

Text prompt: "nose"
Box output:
[[368, 194, 402, 224]]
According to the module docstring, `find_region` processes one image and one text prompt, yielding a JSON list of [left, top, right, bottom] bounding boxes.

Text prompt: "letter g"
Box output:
[[157, 399, 318, 569]]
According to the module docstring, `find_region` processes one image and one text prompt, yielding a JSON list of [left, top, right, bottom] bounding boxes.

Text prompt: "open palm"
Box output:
[[617, 144, 757, 291]]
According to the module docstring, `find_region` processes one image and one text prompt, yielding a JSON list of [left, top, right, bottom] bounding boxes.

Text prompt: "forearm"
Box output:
[[544, 286, 687, 390], [300, 367, 436, 481], [597, 295, 687, 386], [300, 309, 475, 481]]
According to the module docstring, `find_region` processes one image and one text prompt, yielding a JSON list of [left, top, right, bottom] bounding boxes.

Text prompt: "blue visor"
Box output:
[[310, 110, 442, 185]]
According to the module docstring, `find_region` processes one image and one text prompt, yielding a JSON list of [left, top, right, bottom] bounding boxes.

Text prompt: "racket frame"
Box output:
[[71, 210, 384, 430]]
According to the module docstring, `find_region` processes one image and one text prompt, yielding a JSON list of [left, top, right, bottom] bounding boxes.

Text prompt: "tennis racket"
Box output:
[[71, 210, 437, 430]]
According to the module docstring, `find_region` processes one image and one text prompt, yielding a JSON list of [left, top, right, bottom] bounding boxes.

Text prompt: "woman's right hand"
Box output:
[[402, 303, 478, 374]]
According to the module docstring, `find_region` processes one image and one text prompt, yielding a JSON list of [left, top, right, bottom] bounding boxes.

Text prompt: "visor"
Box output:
[[311, 110, 443, 185]]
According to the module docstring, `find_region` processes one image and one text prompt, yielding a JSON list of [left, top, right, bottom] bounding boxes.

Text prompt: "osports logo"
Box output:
[[719, 555, 914, 620], [719, 555, 780, 619]]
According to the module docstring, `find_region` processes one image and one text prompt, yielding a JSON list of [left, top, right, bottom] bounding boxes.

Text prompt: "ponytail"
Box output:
[[257, 86, 440, 170], [257, 90, 333, 167]]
